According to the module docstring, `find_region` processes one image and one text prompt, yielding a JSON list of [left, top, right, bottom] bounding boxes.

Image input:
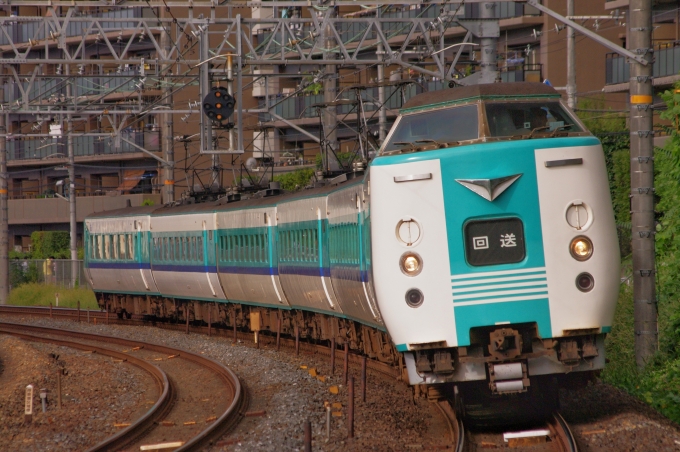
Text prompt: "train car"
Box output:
[[84, 82, 620, 420], [84, 205, 159, 298], [370, 82, 620, 416], [84, 176, 394, 361]]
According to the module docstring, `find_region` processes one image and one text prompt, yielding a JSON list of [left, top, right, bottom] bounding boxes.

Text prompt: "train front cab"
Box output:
[[370, 83, 620, 414]]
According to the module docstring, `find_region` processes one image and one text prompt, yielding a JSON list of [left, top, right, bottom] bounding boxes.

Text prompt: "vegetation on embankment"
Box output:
[[8, 283, 98, 310], [579, 93, 680, 424]]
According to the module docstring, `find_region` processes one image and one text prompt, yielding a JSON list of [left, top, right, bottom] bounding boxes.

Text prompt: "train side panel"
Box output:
[[277, 196, 344, 315], [215, 206, 290, 308], [327, 180, 382, 326], [150, 212, 226, 301], [85, 215, 160, 295]]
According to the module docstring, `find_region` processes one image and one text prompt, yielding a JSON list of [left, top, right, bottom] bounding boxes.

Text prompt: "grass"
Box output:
[[602, 275, 680, 424], [8, 283, 99, 309]]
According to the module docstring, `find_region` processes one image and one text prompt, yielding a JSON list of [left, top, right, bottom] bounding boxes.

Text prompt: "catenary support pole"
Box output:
[[0, 79, 7, 305], [322, 8, 340, 172], [66, 65, 78, 287], [480, 2, 499, 83], [161, 5, 174, 204], [629, 0, 657, 368], [566, 0, 576, 109], [377, 8, 387, 144]]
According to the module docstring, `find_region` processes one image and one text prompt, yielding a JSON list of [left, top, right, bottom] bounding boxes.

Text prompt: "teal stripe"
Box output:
[[451, 272, 547, 284], [454, 298, 552, 345], [396, 344, 408, 352], [452, 280, 547, 294], [602, 326, 612, 333], [453, 292, 549, 303]]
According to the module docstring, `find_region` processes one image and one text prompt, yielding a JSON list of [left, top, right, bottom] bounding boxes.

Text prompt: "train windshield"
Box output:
[[381, 104, 479, 154], [485, 102, 582, 137]]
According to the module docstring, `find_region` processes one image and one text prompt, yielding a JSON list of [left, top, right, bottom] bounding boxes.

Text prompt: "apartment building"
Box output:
[[0, 1, 638, 252]]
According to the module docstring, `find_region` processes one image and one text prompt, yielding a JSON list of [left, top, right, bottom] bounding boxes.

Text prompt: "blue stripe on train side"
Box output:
[[88, 262, 151, 270], [152, 264, 218, 273]]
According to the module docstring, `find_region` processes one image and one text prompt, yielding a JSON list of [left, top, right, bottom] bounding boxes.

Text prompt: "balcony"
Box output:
[[255, 2, 539, 56], [500, 64, 543, 83], [0, 8, 148, 46], [6, 131, 160, 162], [4, 70, 156, 104], [605, 41, 680, 90]]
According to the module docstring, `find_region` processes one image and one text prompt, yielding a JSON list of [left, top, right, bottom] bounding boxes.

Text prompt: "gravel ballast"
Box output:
[[2, 315, 680, 451]]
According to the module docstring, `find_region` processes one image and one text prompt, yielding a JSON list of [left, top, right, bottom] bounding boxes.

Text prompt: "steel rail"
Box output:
[[436, 399, 465, 452], [549, 412, 578, 452], [0, 321, 245, 452], [0, 323, 173, 452], [0, 305, 400, 381]]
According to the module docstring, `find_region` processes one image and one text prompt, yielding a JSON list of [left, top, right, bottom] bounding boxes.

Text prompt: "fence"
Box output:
[[10, 259, 88, 290]]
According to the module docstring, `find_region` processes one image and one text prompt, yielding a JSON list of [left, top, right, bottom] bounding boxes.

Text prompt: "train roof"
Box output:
[[86, 204, 159, 220], [401, 82, 560, 113], [86, 173, 366, 219]]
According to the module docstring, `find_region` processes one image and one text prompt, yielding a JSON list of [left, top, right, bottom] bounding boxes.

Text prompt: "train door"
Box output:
[[202, 220, 218, 297]]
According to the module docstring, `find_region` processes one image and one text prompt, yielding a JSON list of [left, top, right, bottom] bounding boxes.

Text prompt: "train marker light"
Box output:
[[405, 288, 424, 307], [576, 273, 594, 292], [400, 252, 422, 276], [569, 236, 593, 261]]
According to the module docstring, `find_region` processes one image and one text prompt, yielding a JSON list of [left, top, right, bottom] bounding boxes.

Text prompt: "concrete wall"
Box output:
[[9, 193, 162, 225]]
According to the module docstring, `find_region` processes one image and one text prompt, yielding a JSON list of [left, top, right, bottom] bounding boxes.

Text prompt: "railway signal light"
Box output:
[[202, 87, 235, 122]]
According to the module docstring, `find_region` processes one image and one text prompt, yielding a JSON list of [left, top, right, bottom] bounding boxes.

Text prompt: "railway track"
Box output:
[[0, 305, 400, 381], [1, 306, 578, 450], [436, 398, 578, 452], [0, 321, 245, 451]]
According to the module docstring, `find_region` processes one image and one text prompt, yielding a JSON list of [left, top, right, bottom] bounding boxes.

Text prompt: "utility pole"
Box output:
[[479, 2, 499, 83], [0, 80, 8, 304], [566, 0, 576, 109], [322, 8, 340, 172], [65, 65, 78, 287], [629, 0, 657, 368], [199, 33, 219, 188], [377, 9, 387, 144], [160, 6, 174, 203]]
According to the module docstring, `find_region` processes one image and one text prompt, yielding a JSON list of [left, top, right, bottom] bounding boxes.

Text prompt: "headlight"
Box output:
[[569, 236, 593, 261], [400, 252, 423, 276]]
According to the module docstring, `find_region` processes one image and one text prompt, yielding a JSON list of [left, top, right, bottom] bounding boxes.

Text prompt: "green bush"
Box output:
[[30, 231, 70, 259], [273, 168, 315, 192], [596, 85, 680, 424]]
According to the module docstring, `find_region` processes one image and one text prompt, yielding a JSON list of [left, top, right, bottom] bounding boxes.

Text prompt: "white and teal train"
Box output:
[[85, 82, 620, 415]]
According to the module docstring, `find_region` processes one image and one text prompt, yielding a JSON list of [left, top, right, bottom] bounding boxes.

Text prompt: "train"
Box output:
[[84, 82, 620, 420]]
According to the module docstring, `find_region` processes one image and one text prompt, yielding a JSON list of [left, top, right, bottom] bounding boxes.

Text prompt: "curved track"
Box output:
[[0, 305, 399, 380], [0, 321, 245, 452], [459, 408, 578, 451]]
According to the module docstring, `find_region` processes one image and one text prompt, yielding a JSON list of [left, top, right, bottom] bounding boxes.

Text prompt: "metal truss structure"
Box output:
[[0, 0, 642, 159]]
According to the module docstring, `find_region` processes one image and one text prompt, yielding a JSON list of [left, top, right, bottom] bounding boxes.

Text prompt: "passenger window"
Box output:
[[197, 236, 204, 261]]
